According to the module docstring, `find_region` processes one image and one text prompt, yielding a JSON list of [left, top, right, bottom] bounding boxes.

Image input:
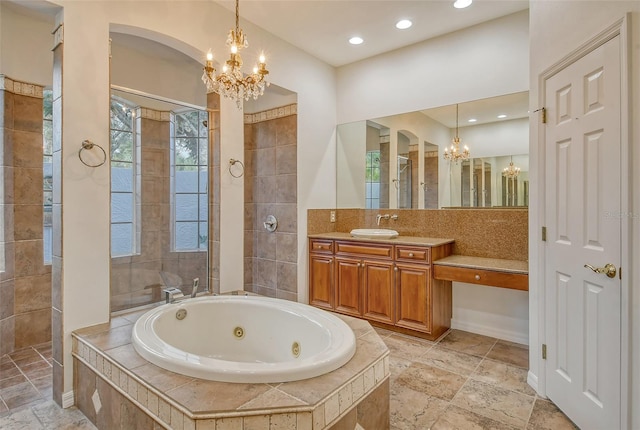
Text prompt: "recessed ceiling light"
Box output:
[[468, 118, 477, 123], [349, 36, 364, 45], [453, 0, 472, 9], [396, 19, 412, 30], [497, 114, 507, 119]]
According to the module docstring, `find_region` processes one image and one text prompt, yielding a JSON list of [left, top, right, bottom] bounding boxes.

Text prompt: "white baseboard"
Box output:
[[527, 370, 542, 395], [451, 317, 529, 345], [62, 390, 75, 409]]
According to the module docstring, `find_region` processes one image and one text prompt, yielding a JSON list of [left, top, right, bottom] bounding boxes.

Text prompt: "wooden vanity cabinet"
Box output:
[[309, 237, 452, 340], [309, 240, 334, 310], [361, 260, 395, 324], [334, 241, 395, 322], [395, 262, 432, 332], [334, 256, 363, 317]]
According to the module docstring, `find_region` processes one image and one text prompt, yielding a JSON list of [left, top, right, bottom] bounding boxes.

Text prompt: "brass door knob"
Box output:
[[584, 263, 617, 278]]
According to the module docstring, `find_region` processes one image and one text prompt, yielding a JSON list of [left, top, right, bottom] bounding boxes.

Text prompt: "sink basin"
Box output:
[[350, 229, 399, 239]]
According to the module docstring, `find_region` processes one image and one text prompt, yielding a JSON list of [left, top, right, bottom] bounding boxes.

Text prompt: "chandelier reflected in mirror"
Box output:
[[443, 104, 470, 162], [502, 156, 521, 178], [201, 0, 269, 108]]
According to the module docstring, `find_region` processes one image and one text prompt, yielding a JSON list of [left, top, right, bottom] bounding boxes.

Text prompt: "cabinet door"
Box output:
[[335, 257, 362, 317], [309, 254, 334, 310], [362, 260, 395, 324], [395, 263, 431, 333]]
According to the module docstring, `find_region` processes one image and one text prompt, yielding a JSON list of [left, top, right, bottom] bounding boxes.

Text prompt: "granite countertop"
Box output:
[[308, 232, 455, 247], [433, 255, 528, 274]]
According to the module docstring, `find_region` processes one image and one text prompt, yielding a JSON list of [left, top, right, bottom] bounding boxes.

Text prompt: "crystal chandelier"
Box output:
[[502, 157, 521, 178], [443, 104, 470, 162], [201, 0, 269, 108]]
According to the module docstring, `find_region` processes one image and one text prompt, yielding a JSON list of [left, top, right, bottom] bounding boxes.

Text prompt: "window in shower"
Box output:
[[365, 150, 381, 209], [110, 96, 139, 257], [171, 110, 208, 251], [43, 89, 53, 264]]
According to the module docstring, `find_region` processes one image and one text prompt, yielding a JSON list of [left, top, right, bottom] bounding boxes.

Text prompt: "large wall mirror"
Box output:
[[336, 91, 529, 209]]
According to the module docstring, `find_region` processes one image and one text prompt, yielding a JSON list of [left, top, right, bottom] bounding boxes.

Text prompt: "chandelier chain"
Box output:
[[235, 0, 240, 34], [455, 103, 459, 139]]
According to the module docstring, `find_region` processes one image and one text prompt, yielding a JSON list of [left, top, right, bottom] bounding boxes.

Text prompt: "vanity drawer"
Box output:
[[395, 246, 430, 263], [433, 265, 528, 291], [335, 241, 393, 259], [309, 239, 333, 254]]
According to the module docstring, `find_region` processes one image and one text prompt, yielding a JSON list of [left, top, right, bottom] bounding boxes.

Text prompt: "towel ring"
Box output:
[[229, 158, 245, 178], [78, 140, 107, 168]]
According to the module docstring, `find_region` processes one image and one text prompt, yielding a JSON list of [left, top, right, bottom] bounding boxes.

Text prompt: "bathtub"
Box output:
[[131, 295, 356, 383]]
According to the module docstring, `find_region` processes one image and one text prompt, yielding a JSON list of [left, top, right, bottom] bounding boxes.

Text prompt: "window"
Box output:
[[171, 110, 208, 251], [365, 150, 381, 209], [110, 97, 138, 257], [43, 89, 53, 264]]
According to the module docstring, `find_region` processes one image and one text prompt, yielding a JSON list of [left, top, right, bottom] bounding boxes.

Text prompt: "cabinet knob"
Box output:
[[394, 266, 398, 272], [475, 274, 481, 280], [357, 262, 361, 267], [408, 252, 414, 257]]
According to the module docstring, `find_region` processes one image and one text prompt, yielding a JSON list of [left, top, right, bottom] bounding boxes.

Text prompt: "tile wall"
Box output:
[[244, 105, 298, 300], [110, 109, 208, 311], [0, 76, 52, 356]]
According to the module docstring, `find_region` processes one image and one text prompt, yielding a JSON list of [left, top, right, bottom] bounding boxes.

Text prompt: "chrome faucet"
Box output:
[[163, 278, 200, 304], [376, 214, 390, 226], [163, 287, 184, 304]]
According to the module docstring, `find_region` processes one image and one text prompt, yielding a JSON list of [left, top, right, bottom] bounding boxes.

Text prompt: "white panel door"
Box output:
[[544, 35, 621, 429]]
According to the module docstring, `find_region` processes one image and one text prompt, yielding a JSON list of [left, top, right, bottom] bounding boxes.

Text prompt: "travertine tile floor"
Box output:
[[0, 330, 577, 429]]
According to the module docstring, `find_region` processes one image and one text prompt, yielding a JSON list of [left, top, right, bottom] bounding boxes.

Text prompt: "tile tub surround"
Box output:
[[2, 328, 577, 430], [307, 208, 528, 261], [71, 307, 390, 429]]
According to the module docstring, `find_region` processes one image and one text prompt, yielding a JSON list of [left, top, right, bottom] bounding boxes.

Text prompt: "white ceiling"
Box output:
[[7, 0, 528, 69], [7, 0, 530, 123], [214, 0, 528, 67]]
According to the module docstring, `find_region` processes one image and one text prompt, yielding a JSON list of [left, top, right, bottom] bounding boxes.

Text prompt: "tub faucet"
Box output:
[[163, 287, 184, 304]]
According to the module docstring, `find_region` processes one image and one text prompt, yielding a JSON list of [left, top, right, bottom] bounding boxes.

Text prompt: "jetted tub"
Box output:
[[131, 295, 356, 383]]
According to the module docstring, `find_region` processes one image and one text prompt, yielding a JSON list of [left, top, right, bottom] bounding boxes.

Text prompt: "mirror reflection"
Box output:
[[336, 91, 529, 209]]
